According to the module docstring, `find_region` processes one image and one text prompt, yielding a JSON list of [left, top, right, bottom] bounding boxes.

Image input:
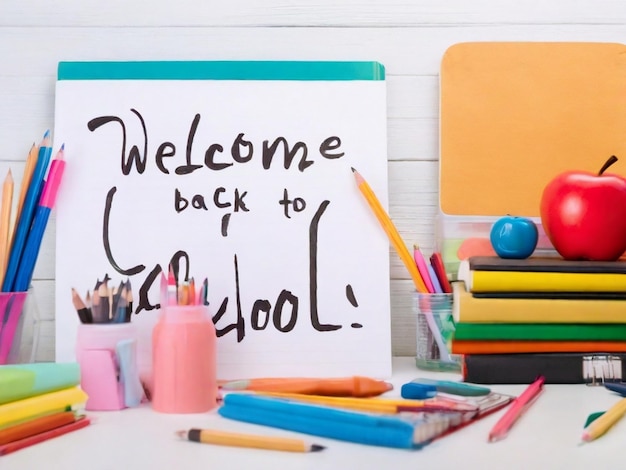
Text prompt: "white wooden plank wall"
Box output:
[[1, 1, 624, 360]]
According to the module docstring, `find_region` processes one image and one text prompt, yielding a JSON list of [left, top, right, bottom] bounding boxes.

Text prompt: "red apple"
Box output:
[[540, 156, 626, 261]]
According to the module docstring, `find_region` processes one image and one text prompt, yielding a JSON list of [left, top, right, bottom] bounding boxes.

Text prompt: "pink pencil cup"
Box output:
[[76, 323, 137, 411], [151, 305, 217, 414]]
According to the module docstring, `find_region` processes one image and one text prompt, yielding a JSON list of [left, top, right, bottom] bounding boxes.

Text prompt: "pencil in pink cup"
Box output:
[[151, 304, 217, 413]]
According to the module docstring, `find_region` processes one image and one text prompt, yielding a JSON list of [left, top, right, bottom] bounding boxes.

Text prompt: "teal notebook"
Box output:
[[0, 362, 80, 405]]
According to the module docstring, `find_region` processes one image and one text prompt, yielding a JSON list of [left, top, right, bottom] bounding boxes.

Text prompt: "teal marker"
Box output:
[[410, 378, 491, 397]]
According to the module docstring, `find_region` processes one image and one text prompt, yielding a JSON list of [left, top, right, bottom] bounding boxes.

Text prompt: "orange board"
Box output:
[[440, 42, 626, 216]]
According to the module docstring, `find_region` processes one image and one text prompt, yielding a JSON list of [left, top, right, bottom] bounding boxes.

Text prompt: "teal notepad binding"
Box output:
[[57, 61, 385, 81], [219, 394, 431, 449]]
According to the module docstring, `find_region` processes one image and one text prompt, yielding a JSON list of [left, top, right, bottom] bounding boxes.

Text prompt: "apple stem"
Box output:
[[599, 155, 618, 175]]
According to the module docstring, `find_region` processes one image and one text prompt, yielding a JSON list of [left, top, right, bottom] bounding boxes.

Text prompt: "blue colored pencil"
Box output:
[[2, 131, 52, 292], [14, 145, 65, 292]]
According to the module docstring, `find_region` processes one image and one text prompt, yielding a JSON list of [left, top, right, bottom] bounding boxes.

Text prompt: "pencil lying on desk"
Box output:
[[581, 396, 626, 443], [352, 168, 428, 293], [488, 376, 544, 443], [219, 376, 393, 397], [253, 391, 478, 414], [176, 428, 325, 453]]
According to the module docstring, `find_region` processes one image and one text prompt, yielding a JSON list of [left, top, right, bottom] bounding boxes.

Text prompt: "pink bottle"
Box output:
[[151, 305, 217, 413]]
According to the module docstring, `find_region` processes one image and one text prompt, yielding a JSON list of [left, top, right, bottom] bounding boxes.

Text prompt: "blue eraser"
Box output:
[[115, 339, 145, 408], [401, 382, 437, 399]]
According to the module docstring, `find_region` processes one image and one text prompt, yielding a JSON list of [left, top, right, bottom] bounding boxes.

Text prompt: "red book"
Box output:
[[0, 416, 90, 456]]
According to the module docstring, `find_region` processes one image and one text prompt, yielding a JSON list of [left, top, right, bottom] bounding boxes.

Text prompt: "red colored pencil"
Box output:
[[430, 252, 452, 293], [0, 416, 90, 456]]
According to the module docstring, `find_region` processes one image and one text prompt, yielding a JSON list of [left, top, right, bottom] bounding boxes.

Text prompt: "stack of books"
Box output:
[[0, 363, 90, 455], [451, 256, 626, 384]]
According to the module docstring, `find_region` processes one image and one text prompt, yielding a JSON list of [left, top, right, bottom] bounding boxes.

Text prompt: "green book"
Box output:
[[453, 322, 626, 341], [0, 363, 80, 405]]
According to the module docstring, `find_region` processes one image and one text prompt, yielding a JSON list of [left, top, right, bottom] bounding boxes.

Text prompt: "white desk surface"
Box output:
[[5, 357, 626, 469]]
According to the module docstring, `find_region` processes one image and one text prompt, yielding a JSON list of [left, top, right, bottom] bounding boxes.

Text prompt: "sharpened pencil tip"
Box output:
[[43, 129, 50, 138], [350, 167, 356, 172], [310, 444, 325, 452], [60, 143, 65, 150], [220, 380, 249, 391]]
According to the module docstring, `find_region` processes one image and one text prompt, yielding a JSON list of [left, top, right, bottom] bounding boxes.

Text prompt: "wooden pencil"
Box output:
[[90, 286, 105, 323], [8, 143, 37, 256], [124, 279, 133, 321], [71, 288, 92, 324], [0, 170, 14, 287], [352, 168, 428, 293], [176, 428, 325, 453]]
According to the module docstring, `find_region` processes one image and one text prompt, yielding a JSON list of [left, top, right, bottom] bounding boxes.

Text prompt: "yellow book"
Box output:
[[457, 259, 626, 293], [0, 386, 87, 429], [452, 282, 626, 324]]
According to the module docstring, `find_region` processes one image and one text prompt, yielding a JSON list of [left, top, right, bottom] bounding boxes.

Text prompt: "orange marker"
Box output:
[[220, 376, 393, 397]]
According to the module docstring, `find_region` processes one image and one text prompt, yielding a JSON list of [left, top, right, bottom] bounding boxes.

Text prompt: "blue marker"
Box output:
[[401, 382, 437, 399], [605, 382, 626, 397]]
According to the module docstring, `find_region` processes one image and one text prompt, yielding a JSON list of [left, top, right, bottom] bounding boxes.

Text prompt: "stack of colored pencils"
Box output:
[[71, 275, 134, 324], [0, 363, 89, 456], [0, 131, 65, 363], [1, 131, 65, 293], [160, 263, 208, 307]]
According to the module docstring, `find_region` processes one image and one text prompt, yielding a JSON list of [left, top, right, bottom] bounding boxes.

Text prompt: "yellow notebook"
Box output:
[[457, 260, 626, 293], [452, 282, 626, 324], [0, 386, 87, 429]]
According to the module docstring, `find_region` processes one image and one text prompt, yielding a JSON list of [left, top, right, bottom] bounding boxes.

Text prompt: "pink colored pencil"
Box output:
[[413, 245, 435, 293]]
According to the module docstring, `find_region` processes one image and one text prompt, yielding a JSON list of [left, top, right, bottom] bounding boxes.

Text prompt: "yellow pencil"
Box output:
[[0, 169, 14, 287], [581, 396, 626, 442], [176, 428, 325, 453], [253, 391, 475, 414], [351, 168, 428, 293]]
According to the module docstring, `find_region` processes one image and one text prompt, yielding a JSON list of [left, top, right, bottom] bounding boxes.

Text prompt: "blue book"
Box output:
[[218, 393, 456, 449]]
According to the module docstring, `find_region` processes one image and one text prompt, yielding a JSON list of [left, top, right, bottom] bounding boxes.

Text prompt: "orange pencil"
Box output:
[[352, 168, 428, 293], [220, 376, 393, 397], [0, 169, 14, 287], [8, 143, 37, 255], [0, 411, 78, 446]]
